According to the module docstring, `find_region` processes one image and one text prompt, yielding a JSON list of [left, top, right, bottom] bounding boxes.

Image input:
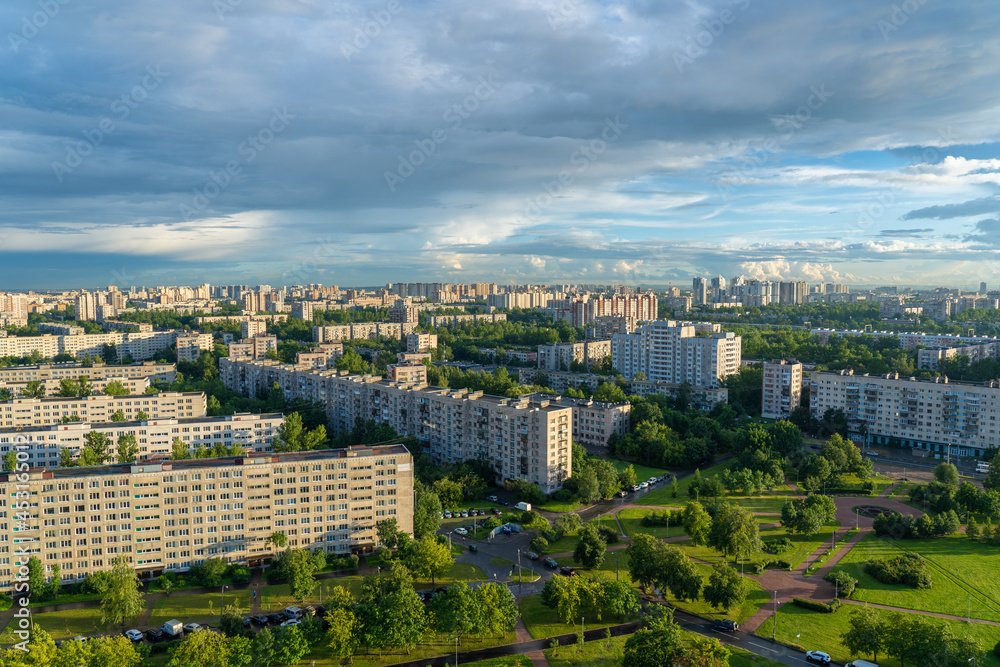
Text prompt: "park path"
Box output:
[[516, 618, 552, 667], [839, 600, 1000, 626]]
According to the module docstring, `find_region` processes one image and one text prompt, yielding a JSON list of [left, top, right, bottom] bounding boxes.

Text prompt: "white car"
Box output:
[[124, 629, 143, 642], [647, 477, 657, 485], [461, 510, 469, 517], [454, 527, 468, 536], [805, 650, 831, 664], [183, 623, 202, 634], [280, 619, 301, 626], [632, 484, 640, 492], [444, 510, 452, 518], [640, 482, 649, 489]]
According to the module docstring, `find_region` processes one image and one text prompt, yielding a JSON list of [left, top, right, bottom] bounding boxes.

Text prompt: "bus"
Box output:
[[977, 462, 991, 473]]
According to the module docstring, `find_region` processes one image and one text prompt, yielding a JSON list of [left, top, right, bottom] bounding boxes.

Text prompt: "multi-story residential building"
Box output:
[[660, 296, 693, 312], [101, 320, 154, 333], [553, 294, 657, 328], [312, 323, 418, 343], [389, 299, 419, 324], [516, 369, 729, 411], [810, 370, 1000, 457], [220, 359, 571, 492], [762, 359, 803, 419], [1, 375, 151, 398], [228, 335, 278, 361], [537, 340, 612, 371], [778, 281, 809, 306], [587, 315, 638, 340], [917, 343, 998, 370], [424, 313, 507, 328], [290, 301, 314, 322], [176, 334, 215, 363], [0, 444, 413, 586], [0, 413, 283, 467], [628, 379, 729, 410], [0, 392, 206, 428], [0, 362, 176, 385], [478, 348, 537, 365], [241, 320, 268, 340], [406, 333, 438, 353], [386, 362, 428, 384], [0, 331, 183, 361], [75, 291, 98, 322], [38, 323, 85, 336], [520, 393, 630, 447], [612, 321, 741, 387], [693, 277, 708, 305], [0, 292, 28, 325], [812, 328, 1000, 353]]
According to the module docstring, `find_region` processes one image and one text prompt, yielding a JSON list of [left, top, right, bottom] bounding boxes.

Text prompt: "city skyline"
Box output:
[[1, 1, 998, 289]]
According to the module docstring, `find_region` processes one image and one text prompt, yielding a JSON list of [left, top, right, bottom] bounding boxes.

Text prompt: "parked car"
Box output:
[[486, 495, 499, 503], [639, 482, 649, 489], [647, 477, 657, 485], [251, 615, 268, 625], [618, 490, 627, 497], [145, 629, 165, 642], [806, 651, 831, 665], [525, 551, 539, 560], [492, 508, 502, 516], [280, 619, 301, 627], [242, 617, 252, 627], [454, 527, 468, 536], [543, 557, 558, 569], [444, 510, 452, 518], [124, 629, 143, 642], [268, 613, 285, 624], [559, 566, 577, 576], [632, 484, 641, 492], [183, 623, 202, 634], [867, 451, 879, 457], [712, 619, 738, 632], [501, 500, 510, 506]]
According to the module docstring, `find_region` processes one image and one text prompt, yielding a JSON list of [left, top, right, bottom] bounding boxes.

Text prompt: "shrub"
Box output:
[[993, 639, 1000, 658], [530, 536, 549, 553], [762, 537, 793, 555], [640, 510, 673, 527], [828, 598, 842, 613], [865, 553, 932, 588], [792, 597, 838, 613], [227, 565, 251, 585], [596, 526, 619, 544], [824, 570, 857, 598]]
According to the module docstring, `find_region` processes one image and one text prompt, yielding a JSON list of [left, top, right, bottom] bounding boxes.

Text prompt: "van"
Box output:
[[846, 661, 879, 667], [514, 502, 531, 512], [283, 606, 303, 620], [161, 620, 184, 637]]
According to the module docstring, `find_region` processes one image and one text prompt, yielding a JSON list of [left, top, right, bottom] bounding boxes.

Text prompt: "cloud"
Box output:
[[902, 195, 1000, 220], [878, 228, 935, 238]]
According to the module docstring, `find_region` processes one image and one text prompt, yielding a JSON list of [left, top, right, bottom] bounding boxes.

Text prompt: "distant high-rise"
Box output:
[[692, 277, 708, 305], [981, 282, 988, 294]]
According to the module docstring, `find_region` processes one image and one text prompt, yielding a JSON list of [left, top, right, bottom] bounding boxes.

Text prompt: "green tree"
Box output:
[[573, 525, 607, 569], [983, 449, 1000, 491], [934, 462, 959, 486], [22, 380, 46, 398], [427, 583, 478, 644], [267, 531, 288, 554], [400, 536, 452, 585], [603, 579, 641, 620], [79, 432, 112, 465], [102, 380, 130, 396], [625, 533, 661, 592], [681, 501, 712, 546], [781, 494, 837, 535], [170, 436, 189, 460], [272, 625, 310, 665], [413, 490, 443, 539], [58, 447, 76, 468], [619, 464, 638, 490], [702, 564, 747, 611], [376, 517, 401, 549], [77, 376, 94, 397], [656, 545, 702, 602], [110, 409, 127, 422], [553, 513, 583, 537], [325, 607, 361, 662], [166, 628, 232, 667], [57, 378, 80, 397], [26, 556, 46, 599], [476, 582, 519, 637], [219, 603, 247, 638], [2, 451, 17, 472], [100, 555, 145, 630], [86, 635, 145, 667], [841, 605, 886, 663], [356, 563, 425, 655], [709, 503, 764, 560], [135, 410, 148, 421], [284, 548, 320, 602], [116, 434, 139, 464]]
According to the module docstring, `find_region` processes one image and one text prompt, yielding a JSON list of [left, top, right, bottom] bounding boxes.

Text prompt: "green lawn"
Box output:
[[616, 507, 686, 540], [642, 460, 734, 505], [755, 603, 1000, 666], [609, 458, 673, 482], [835, 533, 1000, 621], [668, 519, 838, 571], [298, 629, 519, 666], [30, 607, 116, 640], [260, 578, 364, 610], [466, 655, 534, 666], [728, 647, 788, 667], [543, 531, 581, 555], [28, 590, 104, 608], [537, 499, 585, 513], [149, 589, 252, 626], [520, 594, 641, 640]]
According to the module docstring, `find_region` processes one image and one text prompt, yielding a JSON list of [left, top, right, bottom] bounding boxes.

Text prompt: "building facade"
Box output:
[[761, 359, 803, 419], [220, 359, 571, 492], [406, 333, 438, 353], [810, 370, 1000, 457], [536, 340, 612, 371], [0, 392, 206, 428], [176, 334, 215, 363], [0, 362, 176, 385], [611, 321, 741, 387], [0, 445, 413, 586]]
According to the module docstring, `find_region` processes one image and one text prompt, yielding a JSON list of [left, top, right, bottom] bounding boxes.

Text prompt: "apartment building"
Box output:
[[761, 359, 803, 419], [220, 359, 571, 492], [389, 299, 419, 324], [628, 379, 729, 410], [587, 315, 637, 340], [241, 320, 267, 339], [810, 370, 1000, 457], [1, 375, 150, 398], [520, 393, 630, 447], [812, 328, 1000, 353], [0, 362, 176, 384], [692, 277, 708, 305], [553, 294, 657, 328], [407, 333, 438, 353], [0, 392, 206, 428], [537, 340, 612, 371], [176, 333, 215, 363], [0, 445, 413, 586], [424, 313, 507, 328], [612, 321, 741, 387], [0, 413, 283, 467], [228, 335, 278, 361], [38, 323, 85, 336], [0, 331, 182, 361], [917, 343, 998, 370], [386, 362, 428, 384], [312, 323, 417, 343], [101, 320, 154, 333], [290, 301, 314, 322]]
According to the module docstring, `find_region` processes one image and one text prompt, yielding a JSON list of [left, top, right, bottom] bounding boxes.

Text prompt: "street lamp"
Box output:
[[221, 585, 228, 613], [772, 591, 778, 641], [455, 636, 459, 667]]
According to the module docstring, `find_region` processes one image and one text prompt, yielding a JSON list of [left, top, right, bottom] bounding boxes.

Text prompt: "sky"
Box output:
[[1, 0, 999, 290]]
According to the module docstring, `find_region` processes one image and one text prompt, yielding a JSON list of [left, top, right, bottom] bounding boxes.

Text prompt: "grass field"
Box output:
[[834, 533, 1000, 621], [642, 460, 734, 505], [616, 507, 687, 540], [300, 629, 519, 667], [31, 607, 116, 639], [755, 603, 1000, 666], [520, 594, 641, 640], [537, 499, 585, 513], [149, 589, 252, 626], [609, 459, 673, 482], [466, 655, 533, 666], [669, 519, 838, 571]]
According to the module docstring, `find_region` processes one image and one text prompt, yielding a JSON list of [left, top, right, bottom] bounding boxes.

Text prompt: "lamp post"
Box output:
[[616, 552, 619, 582], [221, 585, 227, 614], [455, 636, 458, 666], [968, 596, 971, 623], [772, 591, 778, 641]]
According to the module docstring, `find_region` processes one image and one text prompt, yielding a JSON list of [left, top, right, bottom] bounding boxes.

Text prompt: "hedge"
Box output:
[[792, 597, 839, 613]]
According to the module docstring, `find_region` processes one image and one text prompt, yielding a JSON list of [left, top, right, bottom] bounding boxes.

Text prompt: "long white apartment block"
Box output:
[[221, 359, 571, 492], [0, 444, 413, 585], [0, 392, 206, 428], [0, 331, 185, 361], [810, 369, 1000, 457], [0, 413, 283, 467], [612, 320, 741, 387], [762, 359, 803, 419], [1, 375, 151, 398], [0, 362, 177, 384]]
